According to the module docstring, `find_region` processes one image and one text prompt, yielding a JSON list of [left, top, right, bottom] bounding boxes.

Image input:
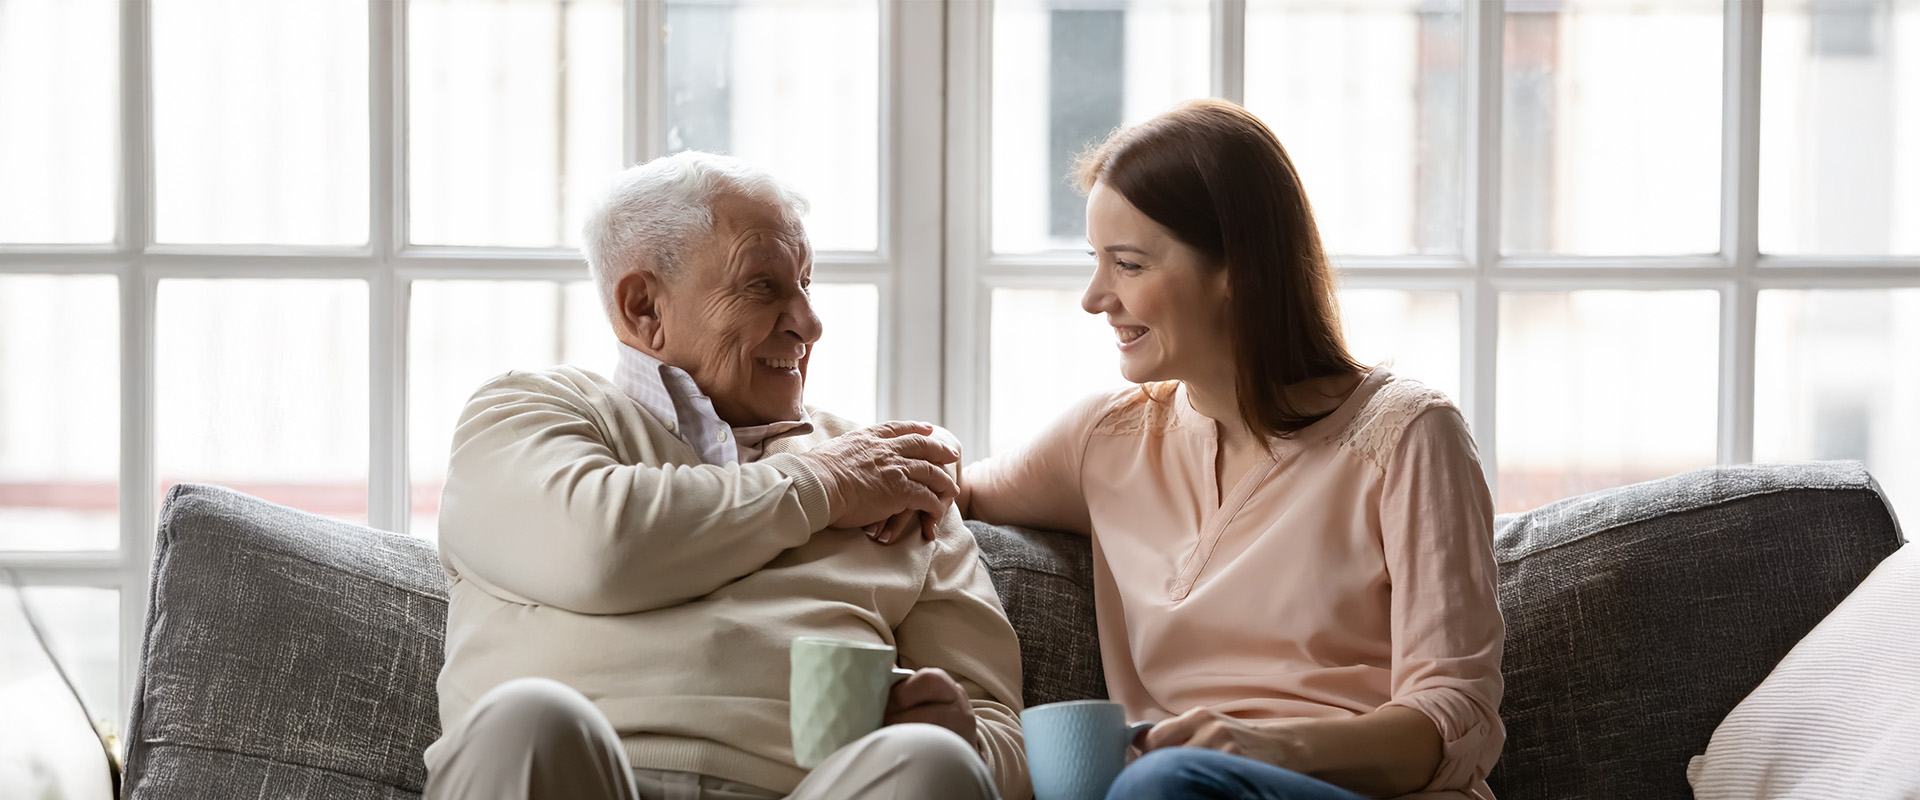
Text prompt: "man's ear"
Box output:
[[614, 270, 669, 352]]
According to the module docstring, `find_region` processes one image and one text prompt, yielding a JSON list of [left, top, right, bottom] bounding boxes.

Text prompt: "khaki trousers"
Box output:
[[425, 678, 1000, 800]]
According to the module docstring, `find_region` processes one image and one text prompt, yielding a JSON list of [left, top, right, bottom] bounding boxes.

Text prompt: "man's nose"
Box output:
[[784, 291, 823, 344]]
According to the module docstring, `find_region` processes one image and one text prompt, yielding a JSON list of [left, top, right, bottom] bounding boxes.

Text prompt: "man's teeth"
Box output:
[[759, 358, 800, 369], [1117, 327, 1147, 344]]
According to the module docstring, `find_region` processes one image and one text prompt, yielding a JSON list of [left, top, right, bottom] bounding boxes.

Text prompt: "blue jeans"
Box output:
[[1105, 747, 1371, 800]]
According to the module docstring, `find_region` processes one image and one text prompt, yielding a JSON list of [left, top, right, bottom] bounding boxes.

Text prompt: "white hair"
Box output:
[[581, 151, 810, 320]]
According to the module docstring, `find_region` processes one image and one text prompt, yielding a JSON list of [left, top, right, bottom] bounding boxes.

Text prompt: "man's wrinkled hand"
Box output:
[[796, 420, 960, 532], [865, 426, 965, 544], [883, 667, 978, 748]]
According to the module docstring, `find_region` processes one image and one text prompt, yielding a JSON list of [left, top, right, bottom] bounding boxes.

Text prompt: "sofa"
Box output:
[[122, 461, 1904, 799]]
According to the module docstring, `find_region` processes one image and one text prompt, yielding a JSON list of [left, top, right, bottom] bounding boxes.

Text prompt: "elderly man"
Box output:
[[423, 152, 1029, 800]]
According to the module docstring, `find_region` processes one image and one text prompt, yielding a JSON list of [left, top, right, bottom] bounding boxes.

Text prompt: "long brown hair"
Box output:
[[1075, 98, 1363, 440]]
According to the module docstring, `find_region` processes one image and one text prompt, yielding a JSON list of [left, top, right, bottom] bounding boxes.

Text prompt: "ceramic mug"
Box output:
[[789, 636, 915, 768], [1021, 700, 1155, 800]]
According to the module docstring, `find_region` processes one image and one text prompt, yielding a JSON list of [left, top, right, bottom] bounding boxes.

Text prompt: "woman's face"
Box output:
[[1081, 181, 1235, 387]]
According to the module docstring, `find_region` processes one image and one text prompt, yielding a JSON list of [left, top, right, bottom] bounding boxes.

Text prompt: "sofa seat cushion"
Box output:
[[1489, 461, 1903, 800], [124, 484, 449, 799], [967, 521, 1107, 707], [1687, 542, 1920, 798]]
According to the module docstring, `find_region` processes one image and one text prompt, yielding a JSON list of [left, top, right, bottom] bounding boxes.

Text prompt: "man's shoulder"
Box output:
[[468, 365, 619, 408]]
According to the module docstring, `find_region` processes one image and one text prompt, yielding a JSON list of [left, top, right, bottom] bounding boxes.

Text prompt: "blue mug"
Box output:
[[1021, 700, 1154, 800]]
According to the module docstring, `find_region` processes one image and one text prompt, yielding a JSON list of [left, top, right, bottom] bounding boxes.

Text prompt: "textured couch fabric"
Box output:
[[125, 484, 449, 799], [127, 462, 1902, 799]]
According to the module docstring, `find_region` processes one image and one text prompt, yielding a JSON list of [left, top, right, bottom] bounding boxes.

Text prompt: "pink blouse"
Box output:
[[967, 369, 1504, 799]]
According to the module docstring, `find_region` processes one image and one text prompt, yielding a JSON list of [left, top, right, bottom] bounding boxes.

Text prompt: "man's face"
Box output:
[[654, 193, 821, 426]]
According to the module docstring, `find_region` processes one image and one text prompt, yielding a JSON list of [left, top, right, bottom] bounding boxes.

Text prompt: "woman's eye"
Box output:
[[1116, 260, 1142, 272]]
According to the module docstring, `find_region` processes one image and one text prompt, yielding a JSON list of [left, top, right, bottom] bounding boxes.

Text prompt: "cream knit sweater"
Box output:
[[429, 366, 1029, 798]]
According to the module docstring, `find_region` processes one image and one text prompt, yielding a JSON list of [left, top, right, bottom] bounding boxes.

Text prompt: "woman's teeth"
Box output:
[[1117, 327, 1148, 344], [759, 358, 800, 370]]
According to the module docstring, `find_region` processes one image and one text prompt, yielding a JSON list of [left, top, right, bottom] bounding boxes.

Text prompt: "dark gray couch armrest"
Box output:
[[967, 521, 1108, 708], [125, 484, 449, 800], [1488, 461, 1903, 800]]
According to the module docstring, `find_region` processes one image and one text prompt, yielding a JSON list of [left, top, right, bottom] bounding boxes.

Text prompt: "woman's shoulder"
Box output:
[[1329, 372, 1461, 471], [1087, 381, 1188, 438]]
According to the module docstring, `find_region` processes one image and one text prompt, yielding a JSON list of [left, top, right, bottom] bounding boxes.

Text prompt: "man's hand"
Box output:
[[883, 667, 978, 748], [865, 426, 965, 544], [795, 421, 960, 531], [1142, 706, 1311, 769]]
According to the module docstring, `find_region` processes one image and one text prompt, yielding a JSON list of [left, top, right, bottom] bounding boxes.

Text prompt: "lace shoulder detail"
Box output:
[[1090, 382, 1183, 437], [1331, 376, 1455, 472]]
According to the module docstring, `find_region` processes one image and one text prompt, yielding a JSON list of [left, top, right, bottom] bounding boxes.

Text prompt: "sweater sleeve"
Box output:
[[1376, 407, 1506, 793], [964, 388, 1127, 535], [438, 370, 830, 615], [892, 510, 1031, 800]]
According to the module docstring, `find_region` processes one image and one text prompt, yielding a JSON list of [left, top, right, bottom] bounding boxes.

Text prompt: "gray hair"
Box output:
[[581, 151, 810, 319]]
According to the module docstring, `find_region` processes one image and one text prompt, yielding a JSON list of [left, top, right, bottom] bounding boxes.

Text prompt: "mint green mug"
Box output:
[[789, 636, 915, 768]]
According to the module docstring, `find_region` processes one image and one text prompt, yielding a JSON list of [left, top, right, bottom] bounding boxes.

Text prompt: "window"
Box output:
[[2, 0, 1916, 743]]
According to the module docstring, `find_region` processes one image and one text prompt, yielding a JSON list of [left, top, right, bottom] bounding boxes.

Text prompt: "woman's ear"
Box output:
[[614, 270, 668, 352]]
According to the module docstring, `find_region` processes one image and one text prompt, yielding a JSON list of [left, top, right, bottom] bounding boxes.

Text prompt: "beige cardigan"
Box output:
[[430, 366, 1029, 798]]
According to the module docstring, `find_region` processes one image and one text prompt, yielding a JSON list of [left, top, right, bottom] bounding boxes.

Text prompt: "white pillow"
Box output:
[[1688, 542, 1920, 799]]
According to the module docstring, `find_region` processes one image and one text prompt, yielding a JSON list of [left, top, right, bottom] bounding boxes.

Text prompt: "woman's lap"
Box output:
[[1104, 747, 1370, 800]]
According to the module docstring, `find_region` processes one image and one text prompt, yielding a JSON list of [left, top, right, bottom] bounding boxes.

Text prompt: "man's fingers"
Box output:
[[903, 457, 960, 503], [889, 668, 962, 709], [871, 420, 936, 439]]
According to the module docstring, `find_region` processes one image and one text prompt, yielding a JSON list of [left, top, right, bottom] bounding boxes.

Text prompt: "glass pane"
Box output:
[[409, 0, 623, 248], [1245, 0, 1465, 255], [0, 583, 114, 798], [802, 282, 879, 427], [1502, 0, 1721, 256], [16, 586, 118, 728], [1339, 289, 1461, 402], [562, 279, 618, 377], [666, 0, 879, 252], [0, 0, 116, 244], [989, 288, 1129, 456], [157, 280, 369, 522], [0, 276, 117, 551], [1496, 291, 1719, 512], [1756, 289, 1920, 528], [1760, 1, 1920, 256], [152, 0, 368, 245], [410, 281, 568, 539], [992, 0, 1211, 254]]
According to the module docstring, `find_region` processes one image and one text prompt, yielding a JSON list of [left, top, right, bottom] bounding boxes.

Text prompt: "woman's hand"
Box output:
[[1142, 707, 1312, 770]]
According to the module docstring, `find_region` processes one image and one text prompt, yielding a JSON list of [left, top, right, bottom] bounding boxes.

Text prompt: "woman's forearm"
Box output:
[[1279, 706, 1442, 798]]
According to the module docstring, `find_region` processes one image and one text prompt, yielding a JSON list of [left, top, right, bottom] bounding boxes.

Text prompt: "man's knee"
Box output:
[[428, 677, 630, 800], [862, 724, 994, 797], [467, 677, 607, 742]]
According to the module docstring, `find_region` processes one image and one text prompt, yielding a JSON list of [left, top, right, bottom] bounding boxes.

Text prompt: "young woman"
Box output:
[[963, 99, 1504, 800]]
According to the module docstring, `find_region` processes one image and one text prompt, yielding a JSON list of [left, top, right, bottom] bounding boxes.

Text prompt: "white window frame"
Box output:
[[0, 0, 946, 723], [941, 0, 1920, 473]]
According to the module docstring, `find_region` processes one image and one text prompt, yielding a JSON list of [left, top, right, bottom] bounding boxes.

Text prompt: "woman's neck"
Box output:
[[1184, 370, 1370, 450]]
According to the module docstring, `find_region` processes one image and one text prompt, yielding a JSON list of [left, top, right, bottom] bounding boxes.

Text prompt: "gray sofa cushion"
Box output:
[[1488, 461, 1903, 800], [967, 521, 1107, 707], [124, 484, 448, 799]]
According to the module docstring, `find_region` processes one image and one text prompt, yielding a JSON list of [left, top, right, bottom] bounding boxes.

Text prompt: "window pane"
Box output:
[[0, 583, 114, 798], [0, 0, 116, 244], [0, 276, 117, 551], [152, 0, 368, 245], [1497, 291, 1719, 512], [1340, 289, 1461, 402], [992, 0, 1210, 254], [1502, 1, 1721, 256], [1245, 1, 1465, 255], [1756, 289, 1920, 528], [1760, 0, 1920, 256], [157, 280, 368, 522], [16, 586, 119, 729], [803, 282, 879, 426], [666, 0, 880, 252], [409, 0, 623, 248], [409, 281, 570, 539], [989, 288, 1128, 456]]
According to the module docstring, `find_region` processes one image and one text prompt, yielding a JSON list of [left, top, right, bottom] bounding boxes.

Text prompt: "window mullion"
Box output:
[[1463, 0, 1504, 494], [368, 0, 406, 534], [117, 0, 157, 728], [626, 0, 665, 165], [1718, 0, 1764, 466], [1211, 0, 1246, 105]]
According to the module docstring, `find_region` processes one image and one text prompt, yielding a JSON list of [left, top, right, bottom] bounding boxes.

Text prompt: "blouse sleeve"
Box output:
[[963, 389, 1127, 536], [1376, 406, 1506, 793]]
